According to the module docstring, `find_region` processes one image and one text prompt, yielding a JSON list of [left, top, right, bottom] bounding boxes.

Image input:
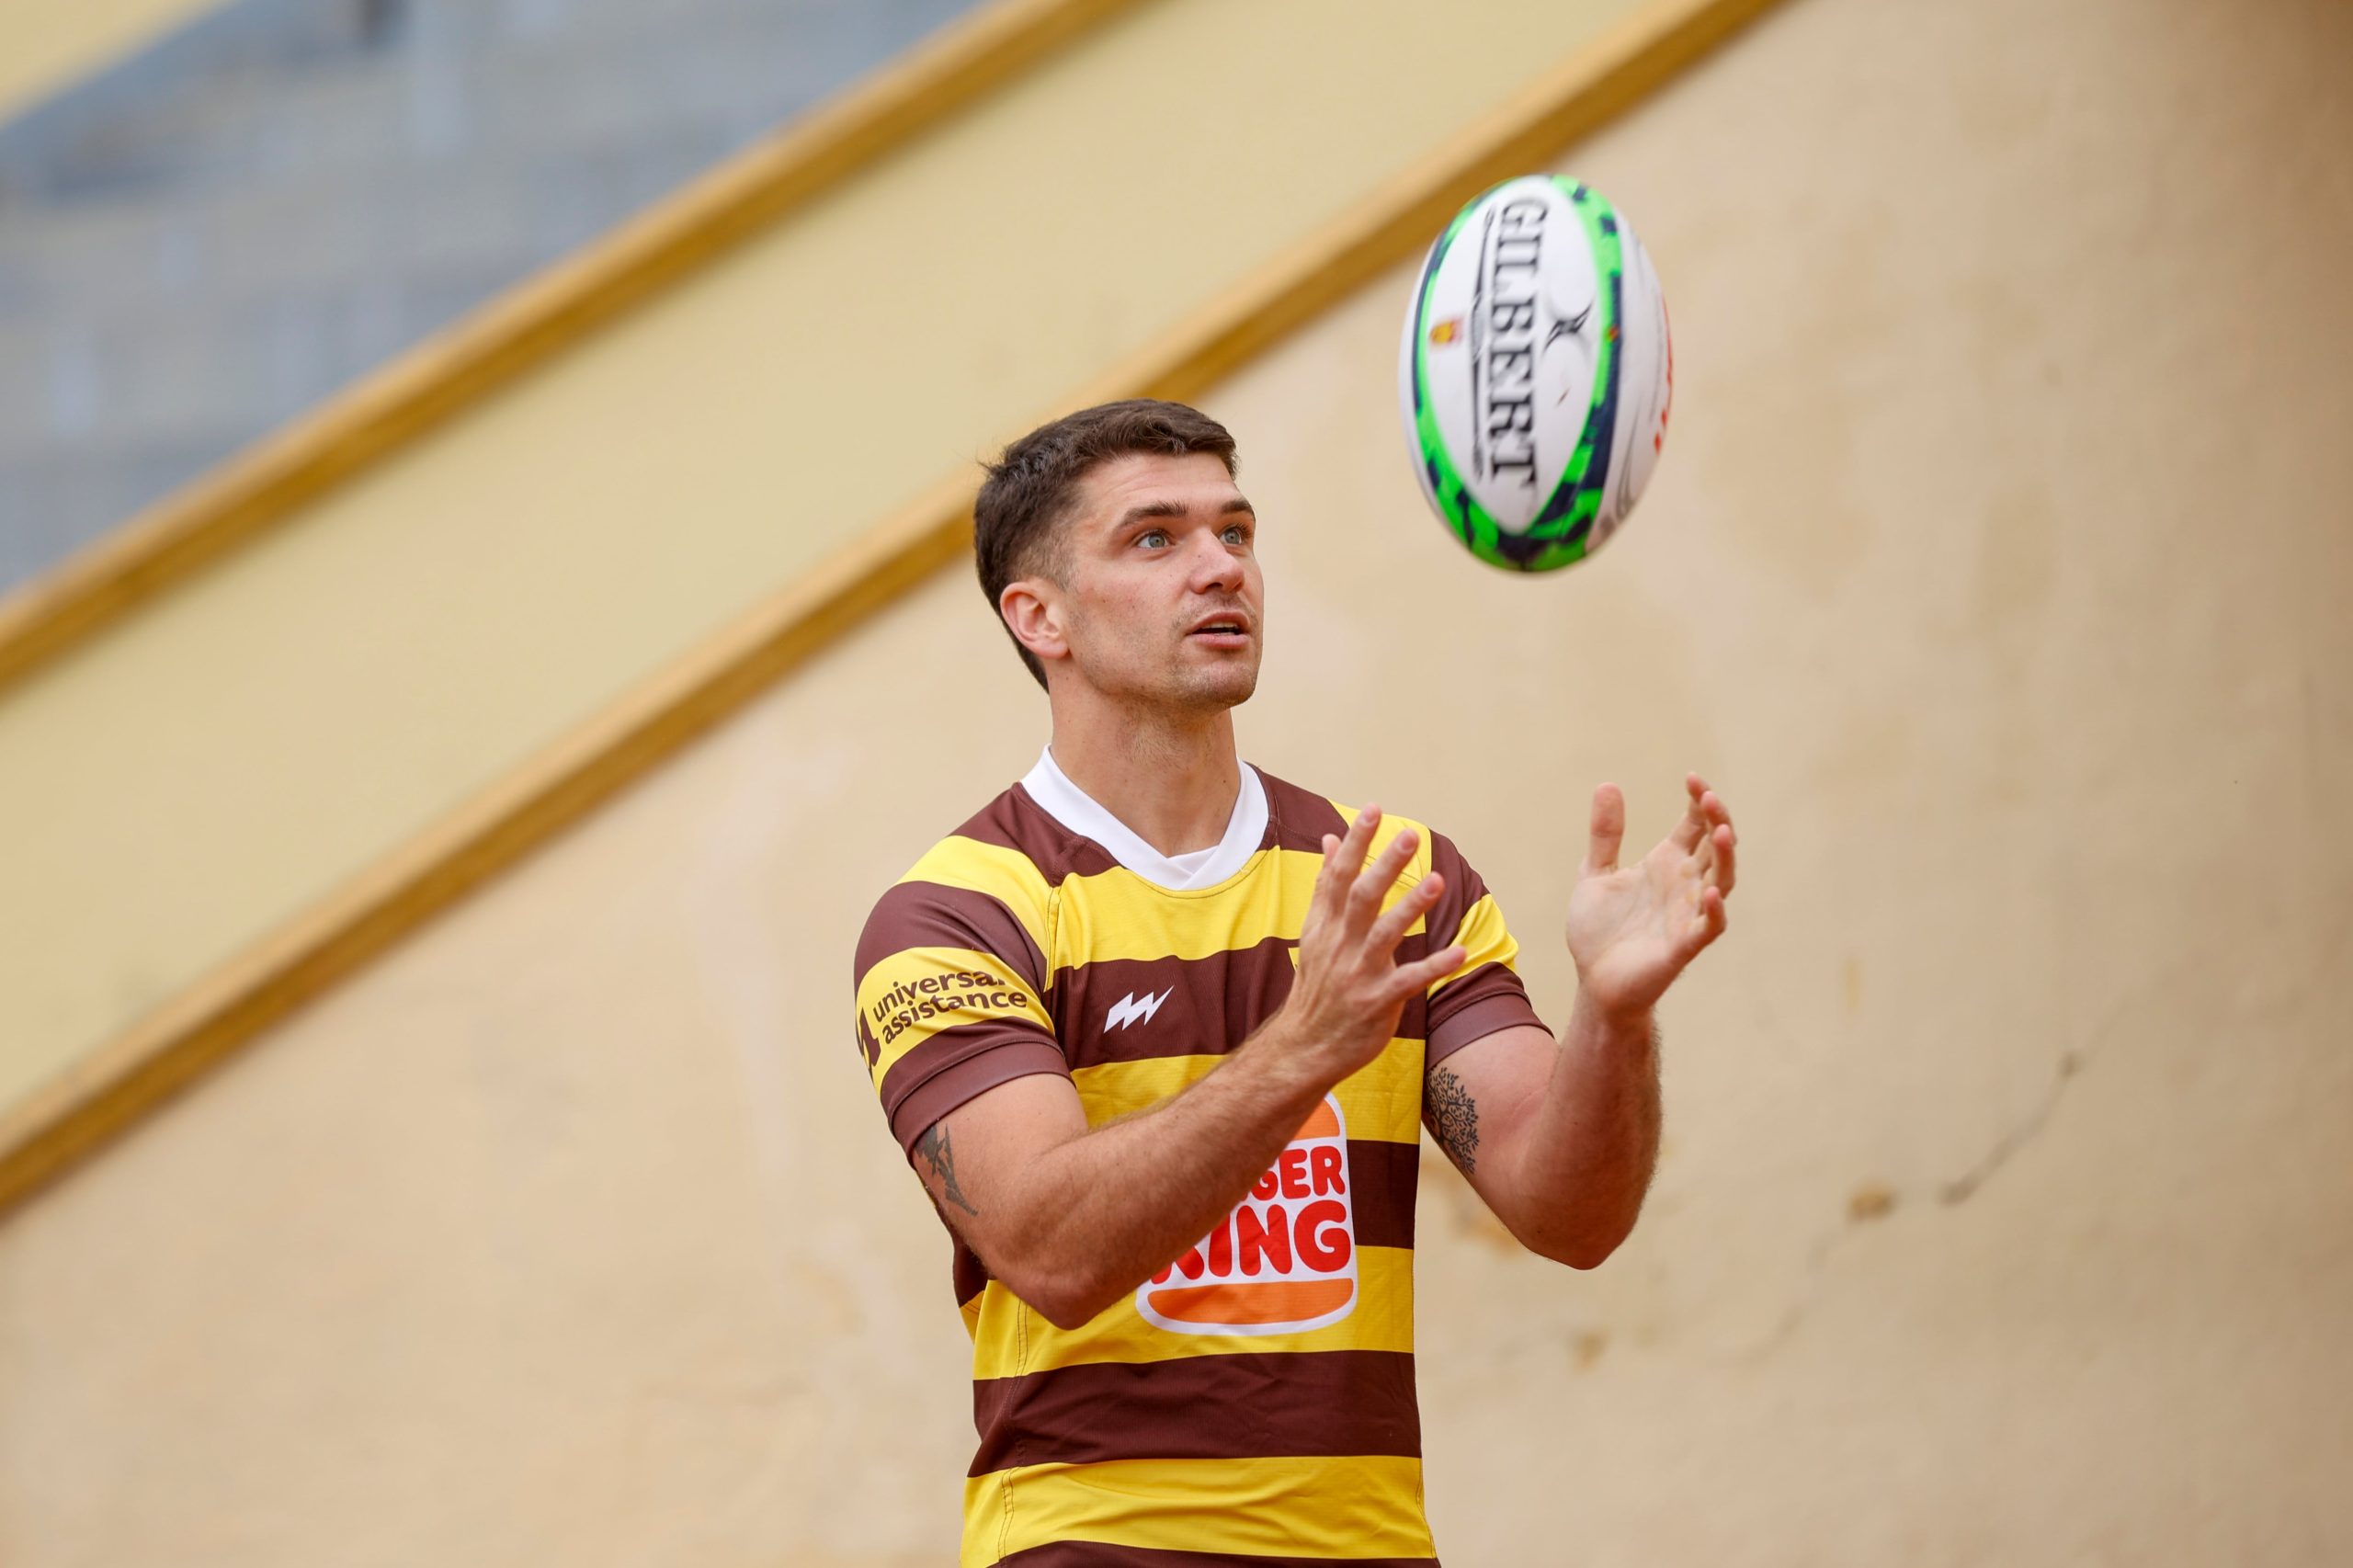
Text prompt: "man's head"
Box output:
[[976, 400, 1262, 713]]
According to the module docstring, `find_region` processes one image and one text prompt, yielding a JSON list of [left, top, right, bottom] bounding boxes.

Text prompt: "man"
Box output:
[[853, 400, 1735, 1565]]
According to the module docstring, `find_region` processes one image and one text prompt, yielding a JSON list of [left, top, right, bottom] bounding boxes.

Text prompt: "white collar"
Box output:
[[1020, 745, 1267, 891]]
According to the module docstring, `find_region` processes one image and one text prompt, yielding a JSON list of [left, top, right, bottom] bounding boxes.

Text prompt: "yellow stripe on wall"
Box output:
[[0, 0, 1790, 1219], [970, 1245, 1415, 1378], [964, 1452, 1433, 1564]]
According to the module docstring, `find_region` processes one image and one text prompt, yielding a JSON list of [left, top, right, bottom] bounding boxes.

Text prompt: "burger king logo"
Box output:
[[1136, 1096, 1358, 1336]]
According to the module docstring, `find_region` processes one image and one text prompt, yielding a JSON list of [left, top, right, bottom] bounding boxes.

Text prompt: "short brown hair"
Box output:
[[974, 399, 1239, 688]]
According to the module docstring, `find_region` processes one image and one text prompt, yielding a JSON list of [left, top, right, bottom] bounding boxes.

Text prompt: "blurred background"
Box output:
[[0, 0, 2347, 1562]]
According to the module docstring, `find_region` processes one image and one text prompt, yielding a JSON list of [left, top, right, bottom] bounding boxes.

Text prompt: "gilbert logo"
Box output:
[[1136, 1096, 1358, 1336], [1104, 988, 1172, 1032]]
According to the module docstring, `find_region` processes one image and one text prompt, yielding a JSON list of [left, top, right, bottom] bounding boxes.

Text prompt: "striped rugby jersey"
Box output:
[[854, 752, 1544, 1567]]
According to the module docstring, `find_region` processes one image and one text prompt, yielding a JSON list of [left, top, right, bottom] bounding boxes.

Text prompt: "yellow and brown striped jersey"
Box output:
[[853, 753, 1544, 1567]]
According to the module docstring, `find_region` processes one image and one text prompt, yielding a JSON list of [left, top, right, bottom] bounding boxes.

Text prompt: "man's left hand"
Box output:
[[1565, 773, 1736, 1022]]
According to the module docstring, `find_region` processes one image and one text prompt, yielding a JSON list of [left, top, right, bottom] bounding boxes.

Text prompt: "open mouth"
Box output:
[[1188, 618, 1251, 644]]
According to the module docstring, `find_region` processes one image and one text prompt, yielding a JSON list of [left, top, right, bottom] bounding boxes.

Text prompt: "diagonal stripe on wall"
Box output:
[[0, 0, 1786, 1215]]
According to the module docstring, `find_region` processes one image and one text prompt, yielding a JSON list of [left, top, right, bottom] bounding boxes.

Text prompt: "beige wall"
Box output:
[[3, 0, 2349, 1562], [0, 0, 221, 119], [0, 0, 1648, 1120]]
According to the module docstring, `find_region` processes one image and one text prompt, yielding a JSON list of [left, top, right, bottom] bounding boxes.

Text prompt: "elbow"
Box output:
[[967, 1212, 1126, 1329], [1036, 1296, 1111, 1332], [995, 1260, 1120, 1331], [1519, 1215, 1634, 1271], [1025, 1285, 1108, 1332], [1556, 1236, 1621, 1271], [1505, 1185, 1649, 1270], [1521, 1234, 1620, 1270]]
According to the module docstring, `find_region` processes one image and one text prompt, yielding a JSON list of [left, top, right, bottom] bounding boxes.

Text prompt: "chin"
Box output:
[[1177, 664, 1258, 711]]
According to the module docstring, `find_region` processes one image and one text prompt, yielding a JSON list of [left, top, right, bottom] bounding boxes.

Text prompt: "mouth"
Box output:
[[1186, 614, 1253, 648]]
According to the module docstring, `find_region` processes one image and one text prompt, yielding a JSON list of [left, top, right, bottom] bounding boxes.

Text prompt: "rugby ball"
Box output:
[[1399, 175, 1673, 572]]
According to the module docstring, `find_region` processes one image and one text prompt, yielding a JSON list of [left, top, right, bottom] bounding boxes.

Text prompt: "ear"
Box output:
[[1000, 577, 1069, 669]]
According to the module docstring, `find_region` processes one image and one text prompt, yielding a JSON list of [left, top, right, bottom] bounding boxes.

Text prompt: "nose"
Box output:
[[1188, 528, 1245, 594]]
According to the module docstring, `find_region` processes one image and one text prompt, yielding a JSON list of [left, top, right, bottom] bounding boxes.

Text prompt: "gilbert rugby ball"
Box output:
[[1400, 175, 1673, 571]]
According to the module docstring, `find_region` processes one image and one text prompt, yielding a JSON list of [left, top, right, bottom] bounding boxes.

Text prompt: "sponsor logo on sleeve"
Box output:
[[1136, 1096, 1358, 1336], [865, 966, 1032, 1051]]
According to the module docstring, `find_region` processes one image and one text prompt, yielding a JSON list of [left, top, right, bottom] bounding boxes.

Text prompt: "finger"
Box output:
[[1583, 784, 1626, 875], [1309, 834, 1346, 926], [1668, 786, 1711, 855], [1347, 824, 1420, 931], [1391, 942, 1469, 997], [1708, 821, 1737, 897], [1316, 809, 1380, 918], [1367, 869, 1444, 954], [1681, 886, 1729, 959], [1342, 806, 1380, 876]]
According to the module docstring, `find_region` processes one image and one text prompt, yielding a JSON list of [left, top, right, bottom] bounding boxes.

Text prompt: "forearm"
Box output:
[[1503, 994, 1662, 1267], [984, 1028, 1334, 1326]]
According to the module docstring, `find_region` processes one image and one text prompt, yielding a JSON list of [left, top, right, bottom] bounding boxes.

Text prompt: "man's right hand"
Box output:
[[1260, 806, 1468, 1085]]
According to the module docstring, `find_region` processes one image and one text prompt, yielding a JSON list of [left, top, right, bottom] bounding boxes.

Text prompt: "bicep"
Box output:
[[1424, 1024, 1554, 1195], [911, 1069, 1090, 1251], [1416, 829, 1549, 1187]]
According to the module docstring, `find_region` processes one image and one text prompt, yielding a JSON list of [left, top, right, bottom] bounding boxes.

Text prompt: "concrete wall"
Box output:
[[2, 0, 2347, 1562], [0, 0, 1645, 1124]]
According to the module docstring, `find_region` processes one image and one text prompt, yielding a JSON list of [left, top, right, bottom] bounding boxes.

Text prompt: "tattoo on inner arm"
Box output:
[[1427, 1066, 1481, 1174], [915, 1123, 980, 1218]]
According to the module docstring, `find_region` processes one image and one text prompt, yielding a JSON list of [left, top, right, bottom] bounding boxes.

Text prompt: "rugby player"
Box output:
[[853, 399, 1736, 1565]]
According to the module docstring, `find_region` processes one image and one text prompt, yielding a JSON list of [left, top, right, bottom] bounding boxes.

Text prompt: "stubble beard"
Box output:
[[1174, 656, 1258, 713], [1159, 605, 1262, 716], [1071, 611, 1261, 720]]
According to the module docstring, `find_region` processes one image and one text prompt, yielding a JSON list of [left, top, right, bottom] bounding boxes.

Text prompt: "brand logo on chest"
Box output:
[[1136, 1095, 1358, 1336], [1103, 988, 1173, 1032]]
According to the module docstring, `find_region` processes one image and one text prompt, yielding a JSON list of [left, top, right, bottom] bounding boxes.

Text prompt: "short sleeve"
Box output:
[[853, 876, 1067, 1156], [1421, 830, 1549, 1066]]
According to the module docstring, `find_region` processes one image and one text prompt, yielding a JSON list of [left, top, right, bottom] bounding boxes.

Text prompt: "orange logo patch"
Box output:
[[1427, 317, 1463, 347], [1136, 1096, 1358, 1335]]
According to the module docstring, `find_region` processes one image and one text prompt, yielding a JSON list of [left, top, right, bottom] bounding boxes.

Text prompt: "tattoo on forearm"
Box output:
[[1427, 1066, 1481, 1174], [915, 1123, 979, 1218]]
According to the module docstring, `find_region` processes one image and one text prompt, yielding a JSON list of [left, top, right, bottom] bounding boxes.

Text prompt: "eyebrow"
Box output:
[[1114, 496, 1256, 529]]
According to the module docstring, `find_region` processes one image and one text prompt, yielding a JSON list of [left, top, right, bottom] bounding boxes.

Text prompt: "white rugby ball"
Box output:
[[1399, 175, 1673, 571]]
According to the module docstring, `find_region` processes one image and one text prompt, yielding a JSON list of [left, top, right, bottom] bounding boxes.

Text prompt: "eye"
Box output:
[[1222, 523, 1252, 547], [1138, 528, 1171, 549]]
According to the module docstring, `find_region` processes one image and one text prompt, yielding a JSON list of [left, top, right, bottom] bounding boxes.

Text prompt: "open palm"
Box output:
[[1565, 774, 1736, 1019]]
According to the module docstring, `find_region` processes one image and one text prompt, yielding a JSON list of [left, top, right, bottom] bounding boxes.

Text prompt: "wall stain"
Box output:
[[1847, 1182, 1897, 1221], [1939, 1048, 2085, 1207]]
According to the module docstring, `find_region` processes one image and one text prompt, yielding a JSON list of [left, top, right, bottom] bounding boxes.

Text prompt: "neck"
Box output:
[[1045, 686, 1240, 858]]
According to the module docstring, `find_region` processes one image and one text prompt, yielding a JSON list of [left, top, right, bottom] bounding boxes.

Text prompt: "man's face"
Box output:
[[1037, 450, 1264, 714]]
